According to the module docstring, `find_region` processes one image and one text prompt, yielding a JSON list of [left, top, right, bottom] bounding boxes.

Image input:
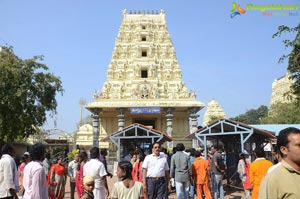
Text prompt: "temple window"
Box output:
[[141, 70, 148, 78], [141, 36, 147, 41], [142, 50, 147, 57]]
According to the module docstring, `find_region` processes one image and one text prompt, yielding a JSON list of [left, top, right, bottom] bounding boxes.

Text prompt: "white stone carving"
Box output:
[[95, 10, 201, 102]]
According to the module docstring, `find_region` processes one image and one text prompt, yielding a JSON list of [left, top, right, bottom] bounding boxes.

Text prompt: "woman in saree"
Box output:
[[131, 152, 145, 182], [18, 153, 30, 196], [48, 156, 67, 199], [237, 152, 252, 199], [76, 151, 88, 198]]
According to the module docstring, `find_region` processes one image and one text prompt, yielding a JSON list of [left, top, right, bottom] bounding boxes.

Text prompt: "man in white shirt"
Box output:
[[0, 144, 19, 199], [23, 143, 48, 199], [68, 153, 79, 199], [84, 147, 109, 199], [42, 152, 51, 178], [142, 142, 170, 199]]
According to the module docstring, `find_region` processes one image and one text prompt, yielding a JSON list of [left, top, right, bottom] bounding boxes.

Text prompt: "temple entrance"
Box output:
[[134, 119, 156, 129], [105, 123, 173, 160]]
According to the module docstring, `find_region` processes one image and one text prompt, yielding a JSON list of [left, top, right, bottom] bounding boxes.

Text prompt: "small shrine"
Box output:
[[203, 99, 226, 126]]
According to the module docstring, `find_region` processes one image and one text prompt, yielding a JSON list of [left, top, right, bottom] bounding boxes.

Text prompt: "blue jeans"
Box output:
[[212, 174, 224, 199], [175, 181, 190, 199], [146, 177, 167, 199], [189, 184, 195, 199]]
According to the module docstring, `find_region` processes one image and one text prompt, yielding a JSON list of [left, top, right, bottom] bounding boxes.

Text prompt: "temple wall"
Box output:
[[98, 110, 192, 148]]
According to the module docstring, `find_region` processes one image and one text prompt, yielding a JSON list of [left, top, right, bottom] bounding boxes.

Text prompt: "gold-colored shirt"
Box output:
[[259, 160, 300, 199]]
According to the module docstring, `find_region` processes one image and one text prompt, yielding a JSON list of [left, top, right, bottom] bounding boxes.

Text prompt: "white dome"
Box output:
[[203, 99, 226, 126], [78, 124, 93, 132]]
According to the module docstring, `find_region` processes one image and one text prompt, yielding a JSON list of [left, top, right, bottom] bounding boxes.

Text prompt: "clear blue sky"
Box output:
[[0, 0, 299, 134]]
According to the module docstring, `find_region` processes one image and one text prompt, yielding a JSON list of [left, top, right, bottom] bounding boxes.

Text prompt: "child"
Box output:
[[111, 161, 144, 199], [80, 176, 95, 199]]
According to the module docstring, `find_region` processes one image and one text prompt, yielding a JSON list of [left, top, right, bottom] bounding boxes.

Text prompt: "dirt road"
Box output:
[[64, 176, 244, 199]]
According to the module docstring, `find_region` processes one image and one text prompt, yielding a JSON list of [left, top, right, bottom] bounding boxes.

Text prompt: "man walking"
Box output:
[[68, 152, 79, 199], [170, 143, 191, 199], [84, 147, 109, 199], [0, 144, 19, 199], [42, 153, 51, 179], [23, 143, 48, 199], [259, 127, 300, 198], [250, 147, 272, 199], [142, 142, 170, 199], [99, 148, 113, 178], [192, 151, 212, 199], [124, 148, 134, 162], [210, 145, 226, 199]]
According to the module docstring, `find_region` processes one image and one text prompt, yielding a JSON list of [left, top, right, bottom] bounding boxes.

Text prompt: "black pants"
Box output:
[[70, 181, 76, 199], [146, 177, 168, 199]]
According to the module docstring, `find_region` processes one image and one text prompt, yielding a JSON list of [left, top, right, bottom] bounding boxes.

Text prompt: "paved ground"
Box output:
[[64, 176, 244, 199]]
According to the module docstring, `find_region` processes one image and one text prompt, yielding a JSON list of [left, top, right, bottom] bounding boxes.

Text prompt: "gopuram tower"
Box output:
[[86, 10, 204, 151]]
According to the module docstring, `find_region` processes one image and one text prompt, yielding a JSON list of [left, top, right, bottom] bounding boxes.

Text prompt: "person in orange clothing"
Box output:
[[132, 152, 145, 182], [47, 156, 67, 199], [192, 150, 212, 199], [250, 147, 273, 199]]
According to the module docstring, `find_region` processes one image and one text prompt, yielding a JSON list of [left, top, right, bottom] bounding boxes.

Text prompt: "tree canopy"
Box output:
[[261, 102, 300, 124], [273, 24, 300, 103], [0, 46, 63, 143], [230, 105, 268, 124], [231, 103, 300, 124]]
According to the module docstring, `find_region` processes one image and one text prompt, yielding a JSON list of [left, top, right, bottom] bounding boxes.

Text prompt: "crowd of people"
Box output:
[[0, 126, 299, 199]]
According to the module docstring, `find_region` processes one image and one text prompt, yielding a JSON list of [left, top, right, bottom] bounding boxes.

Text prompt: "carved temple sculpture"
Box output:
[[85, 10, 205, 151]]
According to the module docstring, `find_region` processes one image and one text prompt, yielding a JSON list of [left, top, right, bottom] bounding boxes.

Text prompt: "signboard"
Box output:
[[130, 107, 161, 114]]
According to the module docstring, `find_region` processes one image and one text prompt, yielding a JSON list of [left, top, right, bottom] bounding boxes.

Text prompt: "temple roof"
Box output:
[[78, 124, 93, 132], [86, 99, 204, 111], [86, 10, 204, 112], [203, 99, 226, 126]]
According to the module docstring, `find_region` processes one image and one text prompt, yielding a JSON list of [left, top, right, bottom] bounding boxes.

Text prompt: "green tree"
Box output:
[[273, 24, 300, 103], [207, 115, 225, 125], [230, 105, 268, 124], [261, 102, 300, 124], [0, 46, 63, 143], [67, 148, 80, 161]]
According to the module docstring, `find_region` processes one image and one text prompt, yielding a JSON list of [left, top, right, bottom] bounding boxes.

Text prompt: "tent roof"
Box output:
[[250, 124, 300, 136], [187, 119, 275, 140], [103, 123, 174, 142]]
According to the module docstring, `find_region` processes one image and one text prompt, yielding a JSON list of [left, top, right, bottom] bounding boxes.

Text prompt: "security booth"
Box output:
[[103, 123, 174, 161], [187, 119, 276, 185]]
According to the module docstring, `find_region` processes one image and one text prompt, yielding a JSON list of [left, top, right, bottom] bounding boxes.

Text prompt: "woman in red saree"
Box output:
[[47, 156, 67, 199], [76, 151, 88, 198], [237, 153, 252, 199], [132, 152, 145, 182]]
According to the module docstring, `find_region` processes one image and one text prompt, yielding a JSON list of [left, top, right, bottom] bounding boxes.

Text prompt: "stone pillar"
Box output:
[[92, 108, 101, 148], [189, 107, 199, 148], [166, 108, 174, 149], [117, 108, 125, 161], [117, 108, 125, 131]]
